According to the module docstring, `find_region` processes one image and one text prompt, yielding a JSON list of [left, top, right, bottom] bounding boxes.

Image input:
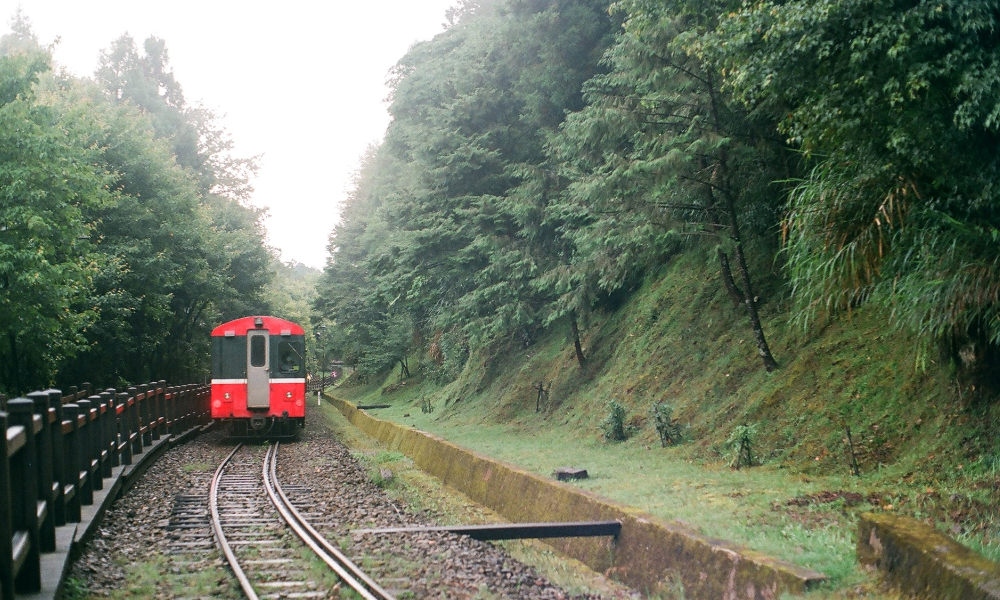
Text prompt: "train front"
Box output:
[[211, 316, 307, 438]]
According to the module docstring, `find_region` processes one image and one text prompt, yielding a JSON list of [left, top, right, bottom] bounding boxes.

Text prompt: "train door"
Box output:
[[247, 330, 270, 409]]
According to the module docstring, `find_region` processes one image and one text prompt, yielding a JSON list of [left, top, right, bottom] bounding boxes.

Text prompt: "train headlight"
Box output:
[[295, 399, 303, 407], [286, 391, 292, 398], [223, 392, 231, 401], [213, 400, 222, 408]]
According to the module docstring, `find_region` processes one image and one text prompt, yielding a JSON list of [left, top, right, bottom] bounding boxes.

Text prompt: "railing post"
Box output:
[[116, 392, 132, 467], [177, 386, 188, 431], [127, 387, 142, 456], [190, 385, 199, 428], [187, 384, 195, 428], [181, 385, 190, 430], [78, 398, 101, 493], [154, 381, 163, 440], [63, 403, 92, 508], [197, 385, 206, 426], [89, 395, 105, 482], [154, 380, 166, 440], [148, 382, 159, 441], [9, 399, 41, 594], [137, 384, 152, 447], [159, 381, 166, 440], [191, 385, 198, 427], [99, 391, 114, 477], [26, 393, 55, 553], [105, 391, 117, 469], [204, 385, 211, 425], [45, 390, 66, 527], [1, 410, 14, 600], [165, 385, 175, 436]]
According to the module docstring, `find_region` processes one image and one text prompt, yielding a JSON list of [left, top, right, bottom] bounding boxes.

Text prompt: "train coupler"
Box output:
[[250, 414, 266, 431]]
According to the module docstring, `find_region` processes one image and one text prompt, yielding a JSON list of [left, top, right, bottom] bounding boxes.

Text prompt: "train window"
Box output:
[[212, 336, 247, 379], [278, 341, 302, 374], [250, 335, 267, 367]]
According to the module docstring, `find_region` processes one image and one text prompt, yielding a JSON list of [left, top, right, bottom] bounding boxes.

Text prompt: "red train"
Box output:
[[210, 316, 306, 437]]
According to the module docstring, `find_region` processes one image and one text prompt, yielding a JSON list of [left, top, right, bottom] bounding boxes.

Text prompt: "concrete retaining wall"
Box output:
[[331, 396, 826, 599], [858, 513, 1000, 599]]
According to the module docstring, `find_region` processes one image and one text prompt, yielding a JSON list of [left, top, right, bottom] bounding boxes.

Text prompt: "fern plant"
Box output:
[[650, 401, 683, 447], [601, 400, 631, 442], [727, 423, 758, 469]]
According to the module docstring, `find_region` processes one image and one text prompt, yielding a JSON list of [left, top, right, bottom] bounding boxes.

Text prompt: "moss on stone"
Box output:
[[858, 513, 1000, 599]]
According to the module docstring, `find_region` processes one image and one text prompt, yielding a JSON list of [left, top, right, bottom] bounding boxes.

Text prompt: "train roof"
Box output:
[[211, 316, 305, 337]]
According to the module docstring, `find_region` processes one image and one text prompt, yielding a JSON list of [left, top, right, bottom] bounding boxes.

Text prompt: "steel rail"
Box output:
[[263, 442, 396, 600], [209, 443, 260, 600]]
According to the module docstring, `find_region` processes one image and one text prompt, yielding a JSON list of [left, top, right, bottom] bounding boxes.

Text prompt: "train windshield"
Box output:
[[278, 340, 303, 374]]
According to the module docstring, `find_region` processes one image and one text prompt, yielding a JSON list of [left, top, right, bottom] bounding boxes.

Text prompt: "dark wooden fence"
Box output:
[[0, 381, 210, 600]]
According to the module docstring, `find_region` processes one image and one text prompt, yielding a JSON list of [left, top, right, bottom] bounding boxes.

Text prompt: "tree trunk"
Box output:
[[718, 248, 744, 308], [712, 145, 779, 372], [570, 311, 586, 369], [731, 235, 778, 372]]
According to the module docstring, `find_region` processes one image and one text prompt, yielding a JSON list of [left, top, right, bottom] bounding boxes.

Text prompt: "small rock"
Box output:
[[553, 467, 588, 481]]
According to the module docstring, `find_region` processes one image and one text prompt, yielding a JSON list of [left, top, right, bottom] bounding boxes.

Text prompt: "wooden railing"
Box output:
[[0, 382, 210, 600]]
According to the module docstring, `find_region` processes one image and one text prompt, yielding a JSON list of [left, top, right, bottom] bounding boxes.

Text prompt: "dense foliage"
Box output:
[[7, 0, 997, 395], [0, 14, 276, 394], [714, 0, 1000, 373], [316, 0, 617, 377], [317, 0, 1000, 391]]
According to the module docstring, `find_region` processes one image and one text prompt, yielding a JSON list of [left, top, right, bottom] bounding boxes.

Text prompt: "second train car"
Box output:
[[211, 315, 306, 437]]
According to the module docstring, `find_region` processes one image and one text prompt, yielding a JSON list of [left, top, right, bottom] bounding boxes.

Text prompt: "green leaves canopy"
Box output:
[[715, 0, 1000, 352], [0, 42, 111, 392], [315, 0, 614, 376], [317, 0, 1000, 383], [0, 17, 274, 393]]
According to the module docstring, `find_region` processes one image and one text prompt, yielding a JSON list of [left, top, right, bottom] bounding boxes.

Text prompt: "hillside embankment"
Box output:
[[336, 252, 1000, 598]]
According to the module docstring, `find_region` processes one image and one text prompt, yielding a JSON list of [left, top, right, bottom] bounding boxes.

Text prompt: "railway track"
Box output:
[[70, 409, 620, 599], [209, 442, 396, 600]]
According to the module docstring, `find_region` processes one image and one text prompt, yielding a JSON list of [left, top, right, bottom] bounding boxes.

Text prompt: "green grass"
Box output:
[[340, 411, 864, 580], [60, 577, 89, 600], [103, 555, 237, 599], [351, 449, 409, 488], [181, 461, 213, 472], [334, 251, 1000, 598]]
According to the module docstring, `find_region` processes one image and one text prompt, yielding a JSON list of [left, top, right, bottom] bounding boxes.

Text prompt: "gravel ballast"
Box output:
[[64, 401, 637, 599]]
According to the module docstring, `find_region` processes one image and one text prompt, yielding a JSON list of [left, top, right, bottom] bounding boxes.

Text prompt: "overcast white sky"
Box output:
[[10, 0, 458, 269]]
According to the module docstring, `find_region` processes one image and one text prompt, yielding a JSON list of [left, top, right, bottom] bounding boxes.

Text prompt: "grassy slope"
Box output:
[[336, 251, 1000, 597]]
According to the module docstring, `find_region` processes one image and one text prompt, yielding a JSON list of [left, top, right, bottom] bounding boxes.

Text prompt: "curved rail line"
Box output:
[[210, 442, 396, 600]]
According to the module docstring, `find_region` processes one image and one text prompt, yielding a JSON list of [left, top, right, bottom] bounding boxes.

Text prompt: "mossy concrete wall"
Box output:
[[858, 512, 1000, 599], [332, 397, 826, 598]]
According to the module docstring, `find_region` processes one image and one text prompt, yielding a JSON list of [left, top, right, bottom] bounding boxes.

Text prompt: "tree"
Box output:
[[95, 35, 201, 171], [314, 146, 406, 377], [53, 82, 211, 383], [63, 34, 275, 384], [548, 0, 785, 371], [715, 0, 1000, 375], [0, 16, 112, 393], [316, 0, 615, 378], [0, 16, 274, 390]]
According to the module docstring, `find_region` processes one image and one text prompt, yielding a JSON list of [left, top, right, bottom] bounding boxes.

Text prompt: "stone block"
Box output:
[[553, 467, 589, 481], [858, 512, 1000, 600]]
